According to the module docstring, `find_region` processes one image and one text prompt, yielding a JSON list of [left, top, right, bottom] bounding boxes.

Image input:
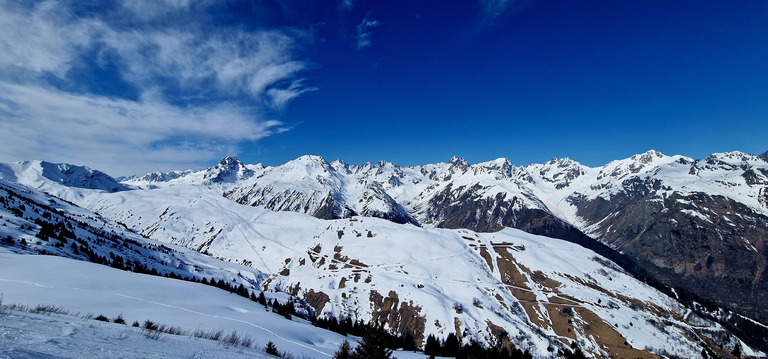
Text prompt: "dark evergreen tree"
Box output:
[[257, 291, 267, 306], [442, 333, 460, 357], [402, 332, 417, 351], [352, 327, 393, 359], [236, 284, 248, 297], [424, 334, 441, 357], [333, 340, 353, 359], [2, 236, 14, 245], [732, 343, 742, 359], [265, 341, 279, 356]]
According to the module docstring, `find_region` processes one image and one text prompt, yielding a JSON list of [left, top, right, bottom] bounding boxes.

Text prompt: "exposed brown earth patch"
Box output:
[[369, 290, 426, 346], [304, 289, 330, 314], [290, 282, 301, 296], [544, 305, 576, 344], [495, 248, 531, 288], [576, 307, 658, 359], [454, 318, 464, 340], [479, 246, 494, 273]]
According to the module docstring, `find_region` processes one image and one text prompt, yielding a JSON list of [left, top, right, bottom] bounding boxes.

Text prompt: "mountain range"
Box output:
[[126, 150, 768, 325], [1, 149, 767, 358]]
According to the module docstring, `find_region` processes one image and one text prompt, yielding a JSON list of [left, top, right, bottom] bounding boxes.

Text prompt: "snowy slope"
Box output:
[[1, 309, 274, 359], [15, 177, 756, 357], [0, 178, 267, 292], [0, 251, 427, 359]]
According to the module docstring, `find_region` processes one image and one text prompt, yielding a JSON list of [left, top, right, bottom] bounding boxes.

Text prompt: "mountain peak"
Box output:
[[760, 150, 768, 162], [448, 157, 470, 174], [292, 155, 329, 165], [630, 149, 665, 164], [705, 151, 757, 165], [204, 156, 253, 183], [476, 157, 513, 172], [449, 156, 469, 167], [546, 157, 580, 168], [38, 161, 127, 192], [218, 156, 242, 167]]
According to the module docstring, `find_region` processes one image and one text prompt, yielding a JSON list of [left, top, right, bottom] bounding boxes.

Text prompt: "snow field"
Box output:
[[0, 251, 429, 359]]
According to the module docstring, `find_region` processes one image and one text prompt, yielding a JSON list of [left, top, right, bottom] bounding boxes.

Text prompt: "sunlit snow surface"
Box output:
[[0, 251, 428, 359]]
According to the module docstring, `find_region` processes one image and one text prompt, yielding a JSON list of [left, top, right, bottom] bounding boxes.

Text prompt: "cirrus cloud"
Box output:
[[0, 82, 287, 176], [0, 0, 314, 176]]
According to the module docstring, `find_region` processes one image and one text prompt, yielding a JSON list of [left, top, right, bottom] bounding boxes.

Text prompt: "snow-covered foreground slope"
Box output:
[[0, 251, 427, 359], [1, 309, 271, 359]]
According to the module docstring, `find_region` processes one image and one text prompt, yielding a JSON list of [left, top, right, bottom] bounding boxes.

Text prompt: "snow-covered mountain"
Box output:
[[2, 153, 767, 357], [0, 160, 127, 193], [119, 150, 768, 330]]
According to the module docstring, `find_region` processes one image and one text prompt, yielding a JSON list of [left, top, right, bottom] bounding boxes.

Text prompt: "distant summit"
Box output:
[[203, 156, 256, 183], [0, 160, 126, 192]]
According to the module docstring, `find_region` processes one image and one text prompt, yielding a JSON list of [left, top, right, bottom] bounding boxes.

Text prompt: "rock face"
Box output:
[[571, 175, 768, 324], [124, 150, 768, 327], [759, 150, 768, 163]]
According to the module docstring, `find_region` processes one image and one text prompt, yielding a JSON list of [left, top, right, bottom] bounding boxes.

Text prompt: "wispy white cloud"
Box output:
[[120, 0, 210, 19], [356, 17, 381, 50], [101, 28, 311, 108], [0, 1, 98, 78], [0, 0, 313, 175], [0, 82, 285, 176]]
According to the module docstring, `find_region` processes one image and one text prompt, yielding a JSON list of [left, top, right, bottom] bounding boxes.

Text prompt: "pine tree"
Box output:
[[257, 291, 267, 306], [732, 343, 742, 359], [265, 341, 280, 356], [352, 327, 393, 359], [236, 283, 248, 297], [333, 340, 353, 359], [402, 332, 417, 351], [424, 334, 441, 357], [442, 333, 460, 357]]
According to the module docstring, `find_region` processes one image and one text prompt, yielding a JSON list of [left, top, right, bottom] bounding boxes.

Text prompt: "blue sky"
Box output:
[[0, 1, 766, 176]]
